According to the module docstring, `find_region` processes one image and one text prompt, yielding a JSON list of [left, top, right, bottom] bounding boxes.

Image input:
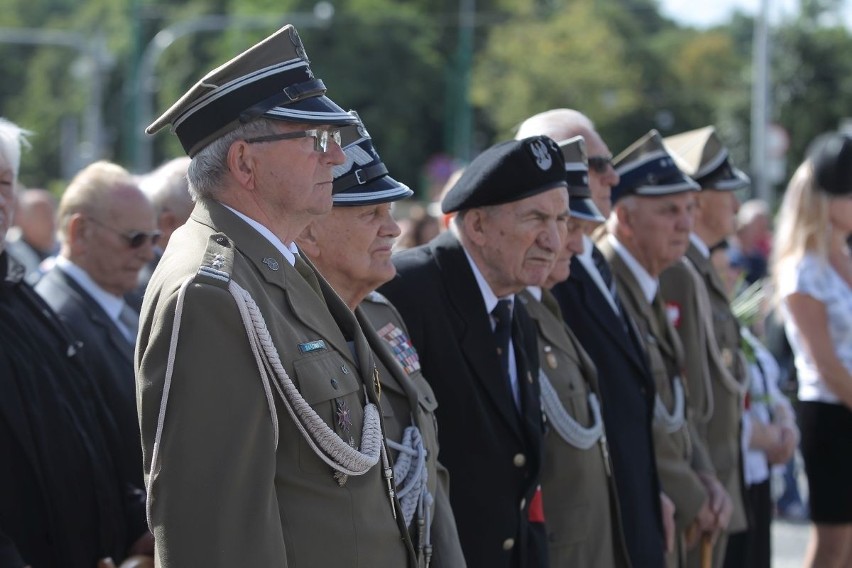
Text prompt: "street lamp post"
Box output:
[[750, 0, 772, 205]]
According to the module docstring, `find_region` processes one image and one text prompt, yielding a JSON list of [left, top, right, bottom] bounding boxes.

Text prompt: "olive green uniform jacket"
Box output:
[[358, 292, 467, 568], [136, 199, 414, 567], [518, 288, 630, 568], [602, 240, 709, 540], [659, 241, 748, 535]]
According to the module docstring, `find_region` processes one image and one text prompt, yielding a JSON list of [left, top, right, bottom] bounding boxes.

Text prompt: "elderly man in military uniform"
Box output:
[[660, 127, 751, 568], [137, 25, 416, 567], [381, 136, 569, 568], [297, 115, 465, 568], [517, 136, 630, 567], [516, 109, 669, 567], [601, 130, 733, 567]]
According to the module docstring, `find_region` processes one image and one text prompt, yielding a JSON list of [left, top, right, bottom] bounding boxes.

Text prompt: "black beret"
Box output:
[[146, 25, 357, 157], [441, 136, 568, 214], [809, 131, 852, 196]]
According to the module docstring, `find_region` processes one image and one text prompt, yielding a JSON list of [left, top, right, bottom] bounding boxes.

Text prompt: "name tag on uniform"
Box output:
[[298, 339, 327, 353]]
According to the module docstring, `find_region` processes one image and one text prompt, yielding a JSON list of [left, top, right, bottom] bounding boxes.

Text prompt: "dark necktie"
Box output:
[[591, 245, 617, 298], [591, 245, 628, 319], [492, 299, 513, 385]]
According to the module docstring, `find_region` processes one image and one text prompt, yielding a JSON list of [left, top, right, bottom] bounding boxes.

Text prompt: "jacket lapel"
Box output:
[[51, 269, 134, 364], [193, 199, 356, 368], [569, 257, 649, 372], [431, 232, 523, 440], [520, 290, 582, 368]]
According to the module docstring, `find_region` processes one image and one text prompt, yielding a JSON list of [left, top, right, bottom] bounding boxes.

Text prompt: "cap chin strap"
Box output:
[[238, 78, 327, 123], [333, 163, 389, 193]]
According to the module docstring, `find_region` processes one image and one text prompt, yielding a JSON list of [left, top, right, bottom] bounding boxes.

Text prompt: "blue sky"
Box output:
[[658, 0, 852, 28]]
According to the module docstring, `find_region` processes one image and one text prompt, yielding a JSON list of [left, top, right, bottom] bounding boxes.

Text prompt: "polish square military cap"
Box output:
[[808, 131, 852, 196], [558, 135, 606, 223], [611, 129, 700, 203], [441, 135, 568, 214], [146, 24, 358, 157], [663, 126, 750, 191], [332, 111, 413, 205]]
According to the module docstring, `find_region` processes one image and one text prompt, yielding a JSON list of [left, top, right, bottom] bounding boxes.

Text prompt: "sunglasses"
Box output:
[[87, 217, 161, 249], [244, 128, 342, 153], [587, 154, 614, 174]]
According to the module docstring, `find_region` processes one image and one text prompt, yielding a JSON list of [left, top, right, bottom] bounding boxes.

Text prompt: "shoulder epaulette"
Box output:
[[194, 233, 235, 288]]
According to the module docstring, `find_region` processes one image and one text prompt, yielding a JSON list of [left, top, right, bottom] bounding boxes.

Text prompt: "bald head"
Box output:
[[515, 109, 596, 142], [57, 161, 157, 295], [516, 109, 619, 220]]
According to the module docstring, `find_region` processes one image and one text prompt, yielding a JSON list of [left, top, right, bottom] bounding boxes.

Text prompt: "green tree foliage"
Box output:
[[472, 0, 642, 143], [0, 0, 851, 200], [773, 20, 852, 169]]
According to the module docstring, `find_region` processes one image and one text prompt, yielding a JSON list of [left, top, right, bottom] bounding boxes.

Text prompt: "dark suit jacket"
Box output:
[[550, 252, 665, 567], [36, 265, 143, 489], [380, 231, 547, 568], [1, 252, 145, 567]]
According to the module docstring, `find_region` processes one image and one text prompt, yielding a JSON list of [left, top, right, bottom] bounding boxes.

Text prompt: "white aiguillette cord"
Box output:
[[146, 271, 389, 527], [538, 370, 604, 450]]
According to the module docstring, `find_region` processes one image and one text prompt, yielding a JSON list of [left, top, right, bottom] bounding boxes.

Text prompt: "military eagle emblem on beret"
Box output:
[[529, 139, 554, 171]]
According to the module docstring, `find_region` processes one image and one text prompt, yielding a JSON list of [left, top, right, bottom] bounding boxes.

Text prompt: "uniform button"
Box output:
[[503, 538, 515, 551], [520, 498, 526, 510], [513, 453, 526, 467]]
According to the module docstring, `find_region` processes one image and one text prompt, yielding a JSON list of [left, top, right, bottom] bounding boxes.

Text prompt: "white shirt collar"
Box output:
[[608, 234, 658, 303], [55, 256, 126, 321], [526, 286, 543, 301], [448, 227, 514, 316], [690, 232, 710, 259], [223, 204, 298, 266], [578, 233, 595, 263]]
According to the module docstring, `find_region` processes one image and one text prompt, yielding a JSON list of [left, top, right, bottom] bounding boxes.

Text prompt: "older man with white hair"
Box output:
[[517, 109, 669, 567]]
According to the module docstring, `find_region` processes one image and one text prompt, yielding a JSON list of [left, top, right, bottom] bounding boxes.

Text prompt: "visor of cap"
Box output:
[[145, 24, 357, 156]]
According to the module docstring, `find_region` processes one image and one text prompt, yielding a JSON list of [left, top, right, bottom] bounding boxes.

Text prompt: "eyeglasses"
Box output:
[[587, 154, 614, 174], [244, 128, 342, 153], [87, 216, 161, 249]]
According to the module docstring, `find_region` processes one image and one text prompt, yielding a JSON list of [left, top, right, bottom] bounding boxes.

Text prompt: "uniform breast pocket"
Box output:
[[292, 351, 363, 473]]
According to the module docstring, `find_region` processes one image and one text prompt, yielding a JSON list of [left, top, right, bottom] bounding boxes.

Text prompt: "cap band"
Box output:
[[333, 163, 389, 193], [173, 61, 316, 154]]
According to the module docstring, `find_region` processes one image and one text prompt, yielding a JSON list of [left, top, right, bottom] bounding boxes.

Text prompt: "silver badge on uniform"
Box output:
[[262, 257, 279, 271]]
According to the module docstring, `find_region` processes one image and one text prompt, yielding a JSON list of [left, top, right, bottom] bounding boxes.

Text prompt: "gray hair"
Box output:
[[0, 118, 31, 185], [187, 119, 278, 200], [140, 157, 193, 213]]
